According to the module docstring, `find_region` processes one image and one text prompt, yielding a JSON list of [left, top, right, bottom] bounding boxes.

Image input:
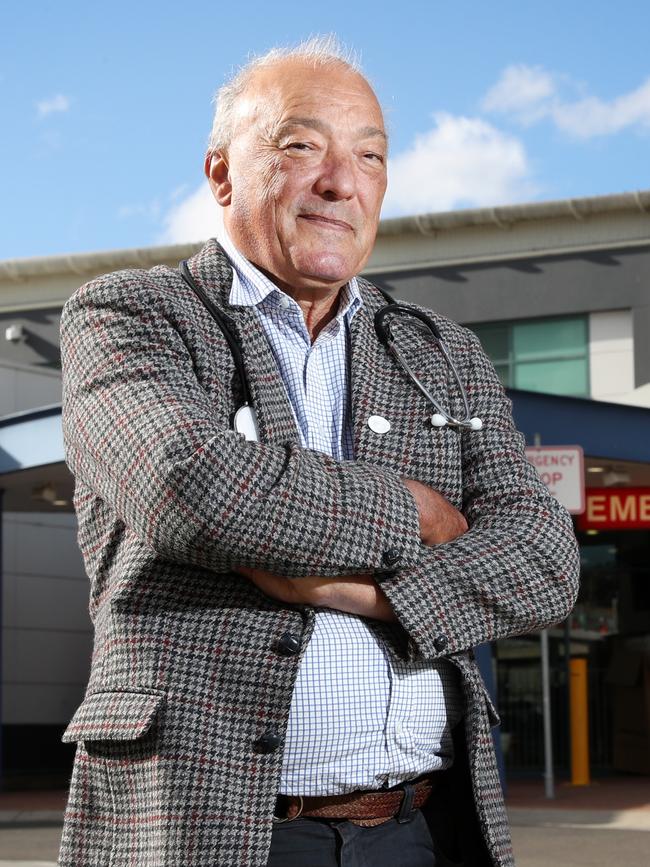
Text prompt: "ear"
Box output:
[[205, 149, 232, 206]]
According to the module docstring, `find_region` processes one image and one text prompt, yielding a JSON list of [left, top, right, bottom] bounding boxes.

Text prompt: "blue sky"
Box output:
[[2, 0, 649, 260]]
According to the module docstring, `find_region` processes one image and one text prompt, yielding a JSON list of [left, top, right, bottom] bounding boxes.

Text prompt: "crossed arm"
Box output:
[[61, 273, 579, 655], [237, 479, 469, 621]]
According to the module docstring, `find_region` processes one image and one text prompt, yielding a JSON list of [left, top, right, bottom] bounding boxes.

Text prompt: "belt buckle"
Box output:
[[273, 794, 304, 824]]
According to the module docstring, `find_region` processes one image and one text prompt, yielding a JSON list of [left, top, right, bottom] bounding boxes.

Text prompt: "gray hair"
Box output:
[[207, 35, 363, 154]]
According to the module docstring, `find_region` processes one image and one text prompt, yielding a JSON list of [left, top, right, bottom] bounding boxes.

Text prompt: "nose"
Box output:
[[313, 149, 356, 201]]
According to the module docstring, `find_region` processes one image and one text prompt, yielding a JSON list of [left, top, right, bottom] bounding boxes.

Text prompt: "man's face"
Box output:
[[207, 59, 388, 294]]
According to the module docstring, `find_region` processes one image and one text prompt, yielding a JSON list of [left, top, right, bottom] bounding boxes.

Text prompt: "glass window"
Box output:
[[469, 315, 589, 398], [476, 324, 510, 365]]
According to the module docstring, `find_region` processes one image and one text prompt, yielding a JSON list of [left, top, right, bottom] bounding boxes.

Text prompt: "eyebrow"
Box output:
[[276, 116, 388, 143]]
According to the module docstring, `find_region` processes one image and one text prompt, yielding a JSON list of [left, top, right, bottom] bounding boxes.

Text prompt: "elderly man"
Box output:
[[59, 38, 579, 867]]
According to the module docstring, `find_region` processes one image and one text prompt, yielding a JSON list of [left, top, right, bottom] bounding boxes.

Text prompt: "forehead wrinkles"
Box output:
[[232, 62, 384, 142]]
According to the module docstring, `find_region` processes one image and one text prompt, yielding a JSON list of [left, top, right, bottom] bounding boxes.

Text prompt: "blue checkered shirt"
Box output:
[[220, 232, 463, 796]]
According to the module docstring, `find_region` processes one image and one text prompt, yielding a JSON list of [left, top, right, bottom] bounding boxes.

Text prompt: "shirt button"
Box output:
[[278, 294, 292, 310]]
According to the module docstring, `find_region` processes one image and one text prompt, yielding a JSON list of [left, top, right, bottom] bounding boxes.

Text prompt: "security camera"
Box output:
[[5, 324, 25, 343]]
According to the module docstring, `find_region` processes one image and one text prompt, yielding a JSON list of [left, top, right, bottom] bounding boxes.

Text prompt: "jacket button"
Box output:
[[276, 631, 301, 656], [255, 726, 281, 754], [433, 634, 449, 653], [382, 548, 402, 567]]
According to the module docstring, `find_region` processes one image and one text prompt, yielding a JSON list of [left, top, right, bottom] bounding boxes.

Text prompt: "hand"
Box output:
[[402, 479, 468, 546], [235, 567, 397, 622]]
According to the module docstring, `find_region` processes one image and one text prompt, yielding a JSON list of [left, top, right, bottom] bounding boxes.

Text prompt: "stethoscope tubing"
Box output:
[[385, 338, 473, 428], [374, 303, 482, 431], [179, 260, 254, 408], [179, 260, 481, 436]]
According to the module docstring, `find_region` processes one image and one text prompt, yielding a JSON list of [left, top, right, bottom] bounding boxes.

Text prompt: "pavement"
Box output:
[[0, 776, 647, 865], [506, 774, 650, 833], [0, 788, 67, 828]]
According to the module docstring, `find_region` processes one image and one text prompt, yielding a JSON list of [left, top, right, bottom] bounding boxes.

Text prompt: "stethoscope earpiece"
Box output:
[[430, 413, 448, 428], [469, 417, 483, 431]]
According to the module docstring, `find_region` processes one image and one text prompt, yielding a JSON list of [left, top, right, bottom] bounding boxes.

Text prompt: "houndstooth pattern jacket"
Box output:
[[59, 239, 579, 867]]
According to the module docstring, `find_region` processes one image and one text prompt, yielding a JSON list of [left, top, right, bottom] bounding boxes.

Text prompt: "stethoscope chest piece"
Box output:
[[367, 415, 391, 434], [234, 405, 260, 442]]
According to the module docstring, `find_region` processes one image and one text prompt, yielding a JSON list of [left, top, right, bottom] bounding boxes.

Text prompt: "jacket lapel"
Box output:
[[183, 240, 299, 446], [349, 281, 449, 467], [349, 294, 400, 460]]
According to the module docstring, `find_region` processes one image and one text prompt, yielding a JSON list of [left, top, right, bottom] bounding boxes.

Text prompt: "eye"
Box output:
[[285, 141, 312, 152], [363, 151, 385, 164]]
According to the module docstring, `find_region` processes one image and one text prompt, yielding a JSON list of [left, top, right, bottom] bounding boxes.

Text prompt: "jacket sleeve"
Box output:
[[375, 329, 580, 659], [60, 271, 421, 577]]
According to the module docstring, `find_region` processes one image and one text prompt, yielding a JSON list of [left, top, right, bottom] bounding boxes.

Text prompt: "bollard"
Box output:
[[569, 657, 590, 786]]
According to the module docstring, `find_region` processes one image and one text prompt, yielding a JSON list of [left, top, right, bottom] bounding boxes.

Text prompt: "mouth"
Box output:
[[298, 213, 354, 232]]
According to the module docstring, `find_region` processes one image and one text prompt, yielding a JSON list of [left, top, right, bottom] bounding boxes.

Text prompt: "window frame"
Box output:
[[467, 314, 590, 398]]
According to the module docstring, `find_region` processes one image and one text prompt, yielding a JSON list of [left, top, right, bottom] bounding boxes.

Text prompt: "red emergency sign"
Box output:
[[576, 488, 650, 530]]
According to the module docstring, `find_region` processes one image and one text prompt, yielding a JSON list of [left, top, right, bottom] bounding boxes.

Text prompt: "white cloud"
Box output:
[[483, 64, 650, 139], [170, 183, 190, 202], [36, 94, 70, 117], [158, 184, 223, 244], [481, 64, 556, 124], [552, 79, 650, 138], [383, 112, 537, 217]]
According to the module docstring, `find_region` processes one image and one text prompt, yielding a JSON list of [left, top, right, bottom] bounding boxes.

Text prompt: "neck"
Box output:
[[219, 230, 346, 342], [256, 263, 345, 341], [287, 287, 342, 341]]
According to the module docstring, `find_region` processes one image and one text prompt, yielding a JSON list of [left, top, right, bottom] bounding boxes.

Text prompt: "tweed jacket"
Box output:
[[59, 239, 579, 867]]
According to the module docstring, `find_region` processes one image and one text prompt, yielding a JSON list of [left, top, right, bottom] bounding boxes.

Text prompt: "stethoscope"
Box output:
[[179, 261, 482, 442], [374, 304, 483, 432]]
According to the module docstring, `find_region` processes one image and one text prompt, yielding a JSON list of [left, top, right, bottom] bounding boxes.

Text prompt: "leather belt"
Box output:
[[274, 776, 436, 827]]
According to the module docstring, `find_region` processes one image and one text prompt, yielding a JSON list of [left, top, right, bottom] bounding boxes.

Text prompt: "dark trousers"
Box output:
[[267, 810, 438, 867]]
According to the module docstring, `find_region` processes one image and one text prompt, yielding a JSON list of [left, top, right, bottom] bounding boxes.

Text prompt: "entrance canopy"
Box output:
[[508, 388, 650, 464], [0, 404, 72, 512]]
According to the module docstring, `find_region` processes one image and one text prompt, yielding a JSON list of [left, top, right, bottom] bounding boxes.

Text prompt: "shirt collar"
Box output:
[[219, 229, 363, 323]]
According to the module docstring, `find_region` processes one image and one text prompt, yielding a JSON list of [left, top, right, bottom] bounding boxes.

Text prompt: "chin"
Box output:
[[293, 252, 359, 287]]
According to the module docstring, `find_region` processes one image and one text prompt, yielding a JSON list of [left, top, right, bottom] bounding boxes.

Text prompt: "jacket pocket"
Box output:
[[61, 689, 165, 743]]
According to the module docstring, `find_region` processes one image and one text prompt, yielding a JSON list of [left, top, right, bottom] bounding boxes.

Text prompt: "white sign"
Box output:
[[525, 445, 585, 514]]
